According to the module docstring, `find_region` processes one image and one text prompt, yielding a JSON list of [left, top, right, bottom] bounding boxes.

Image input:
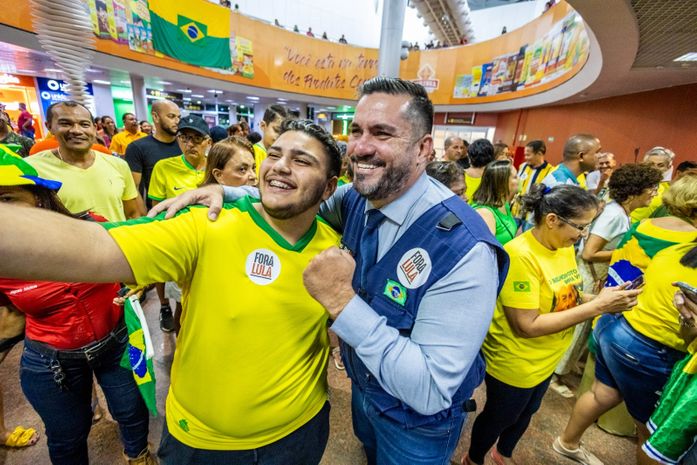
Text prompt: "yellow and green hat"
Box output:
[[0, 143, 62, 191]]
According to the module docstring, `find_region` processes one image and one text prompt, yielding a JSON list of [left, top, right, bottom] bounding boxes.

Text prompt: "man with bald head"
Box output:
[[125, 99, 182, 202], [443, 135, 467, 163], [542, 133, 601, 187]]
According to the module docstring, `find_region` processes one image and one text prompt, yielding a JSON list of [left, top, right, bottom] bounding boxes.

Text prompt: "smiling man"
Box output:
[[0, 119, 342, 465], [26, 100, 142, 221], [153, 77, 510, 465], [109, 112, 147, 156]]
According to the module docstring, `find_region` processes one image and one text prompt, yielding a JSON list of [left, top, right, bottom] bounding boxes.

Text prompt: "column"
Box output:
[[129, 74, 148, 121], [253, 103, 268, 133], [377, 0, 407, 77]]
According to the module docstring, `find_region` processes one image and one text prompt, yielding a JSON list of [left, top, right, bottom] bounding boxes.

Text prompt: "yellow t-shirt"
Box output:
[[253, 142, 267, 178], [148, 155, 205, 201], [482, 230, 582, 388], [109, 130, 147, 155], [610, 218, 697, 273], [26, 150, 138, 221], [105, 196, 339, 449], [465, 174, 482, 204], [624, 243, 697, 352], [630, 181, 670, 223]]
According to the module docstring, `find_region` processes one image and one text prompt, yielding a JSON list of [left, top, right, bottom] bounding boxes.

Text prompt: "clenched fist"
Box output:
[[303, 246, 357, 319]]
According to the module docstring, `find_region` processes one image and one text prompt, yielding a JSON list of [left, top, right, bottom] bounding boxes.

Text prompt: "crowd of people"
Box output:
[[0, 76, 696, 465]]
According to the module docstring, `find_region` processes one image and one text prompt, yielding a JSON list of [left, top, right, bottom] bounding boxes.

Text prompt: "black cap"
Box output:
[[178, 114, 210, 136], [209, 125, 227, 143]]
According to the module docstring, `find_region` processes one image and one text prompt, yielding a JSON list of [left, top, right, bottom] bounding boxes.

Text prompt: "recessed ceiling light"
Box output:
[[92, 79, 112, 85], [43, 68, 61, 73], [276, 98, 287, 102], [191, 94, 204, 98], [157, 80, 172, 85], [85, 68, 101, 73], [246, 96, 259, 100], [674, 52, 697, 62], [327, 106, 336, 109], [176, 88, 192, 93], [207, 89, 222, 93]]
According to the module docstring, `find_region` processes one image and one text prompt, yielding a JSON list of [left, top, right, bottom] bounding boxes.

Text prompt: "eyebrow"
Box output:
[[269, 146, 320, 162]]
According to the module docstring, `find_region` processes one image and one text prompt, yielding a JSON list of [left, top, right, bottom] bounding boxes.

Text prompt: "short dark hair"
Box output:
[[677, 161, 697, 173], [247, 131, 262, 144], [520, 184, 600, 226], [426, 161, 464, 188], [263, 104, 289, 124], [358, 76, 433, 137], [472, 159, 514, 208], [563, 134, 598, 160], [279, 119, 341, 178], [608, 164, 662, 204], [526, 139, 546, 155], [45, 101, 94, 125], [122, 112, 135, 122], [467, 139, 495, 168], [139, 120, 149, 126]]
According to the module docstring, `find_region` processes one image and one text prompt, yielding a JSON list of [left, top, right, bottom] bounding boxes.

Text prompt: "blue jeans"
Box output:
[[351, 387, 465, 465], [20, 336, 149, 465], [157, 401, 330, 465], [594, 314, 685, 423]]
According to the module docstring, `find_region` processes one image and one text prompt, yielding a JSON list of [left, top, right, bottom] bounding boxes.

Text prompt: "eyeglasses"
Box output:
[[558, 215, 592, 234], [177, 133, 207, 145]]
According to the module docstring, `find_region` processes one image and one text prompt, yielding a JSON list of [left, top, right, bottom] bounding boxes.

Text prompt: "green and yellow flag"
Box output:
[[120, 295, 158, 416], [149, 0, 231, 68]]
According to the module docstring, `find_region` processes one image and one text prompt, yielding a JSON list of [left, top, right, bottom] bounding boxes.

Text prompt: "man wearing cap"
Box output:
[[147, 114, 210, 332], [25, 101, 143, 222]]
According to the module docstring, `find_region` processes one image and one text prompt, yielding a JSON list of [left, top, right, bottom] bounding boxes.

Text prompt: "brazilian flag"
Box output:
[[149, 0, 232, 68], [120, 295, 158, 416]]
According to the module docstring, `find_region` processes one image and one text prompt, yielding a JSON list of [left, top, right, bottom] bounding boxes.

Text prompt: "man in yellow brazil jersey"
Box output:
[[0, 119, 342, 465]]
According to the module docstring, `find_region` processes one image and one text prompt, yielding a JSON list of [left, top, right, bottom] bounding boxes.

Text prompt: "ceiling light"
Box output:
[[92, 79, 112, 85], [277, 98, 287, 102], [86, 68, 101, 73], [183, 97, 191, 101], [207, 89, 222, 93], [196, 100, 202, 104], [157, 80, 172, 85], [246, 96, 260, 100], [176, 88, 192, 93], [191, 94, 204, 98], [43, 68, 62, 73], [674, 53, 697, 62]]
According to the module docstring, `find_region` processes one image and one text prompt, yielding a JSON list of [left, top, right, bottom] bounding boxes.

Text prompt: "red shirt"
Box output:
[[0, 279, 123, 350]]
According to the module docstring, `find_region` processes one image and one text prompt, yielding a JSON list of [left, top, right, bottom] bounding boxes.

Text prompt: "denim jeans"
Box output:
[[157, 401, 330, 465], [20, 336, 150, 465], [351, 387, 465, 465], [594, 314, 685, 423]]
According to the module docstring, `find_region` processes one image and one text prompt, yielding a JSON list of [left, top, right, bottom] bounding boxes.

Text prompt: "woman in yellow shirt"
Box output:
[[463, 184, 640, 465]]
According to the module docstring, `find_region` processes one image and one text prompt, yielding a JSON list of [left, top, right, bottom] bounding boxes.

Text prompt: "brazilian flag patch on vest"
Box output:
[[384, 279, 407, 306], [513, 281, 531, 292]]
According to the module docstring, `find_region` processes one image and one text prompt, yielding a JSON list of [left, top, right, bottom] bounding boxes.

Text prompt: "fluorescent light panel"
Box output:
[[674, 52, 697, 62]]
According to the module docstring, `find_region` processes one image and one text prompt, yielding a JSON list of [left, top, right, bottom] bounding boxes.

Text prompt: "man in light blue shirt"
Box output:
[[150, 78, 508, 465], [542, 133, 601, 188]]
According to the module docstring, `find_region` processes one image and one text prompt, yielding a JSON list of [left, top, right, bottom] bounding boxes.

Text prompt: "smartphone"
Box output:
[[675, 282, 697, 305], [625, 275, 644, 290]]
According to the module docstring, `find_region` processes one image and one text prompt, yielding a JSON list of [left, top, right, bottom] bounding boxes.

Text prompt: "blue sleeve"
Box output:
[[222, 185, 260, 202], [330, 242, 499, 415], [318, 183, 352, 231]]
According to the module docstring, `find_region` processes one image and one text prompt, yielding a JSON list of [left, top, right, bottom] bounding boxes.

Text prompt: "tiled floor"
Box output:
[[0, 290, 636, 464]]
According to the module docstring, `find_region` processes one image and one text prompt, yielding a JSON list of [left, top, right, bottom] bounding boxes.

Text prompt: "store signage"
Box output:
[[146, 88, 183, 102], [332, 112, 354, 121], [36, 77, 94, 117], [445, 113, 476, 125], [0, 73, 20, 85], [183, 102, 203, 111]]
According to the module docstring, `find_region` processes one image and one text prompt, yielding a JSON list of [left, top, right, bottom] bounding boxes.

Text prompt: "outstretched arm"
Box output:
[[0, 204, 134, 284]]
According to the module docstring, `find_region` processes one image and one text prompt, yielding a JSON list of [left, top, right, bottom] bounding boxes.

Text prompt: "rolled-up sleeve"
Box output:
[[331, 242, 498, 415]]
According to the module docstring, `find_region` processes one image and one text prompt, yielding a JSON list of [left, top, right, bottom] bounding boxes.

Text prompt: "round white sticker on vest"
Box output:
[[396, 248, 432, 289], [246, 249, 282, 285]]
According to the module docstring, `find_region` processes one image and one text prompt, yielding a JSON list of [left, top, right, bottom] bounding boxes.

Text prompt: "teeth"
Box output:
[[357, 163, 378, 170], [269, 180, 292, 189]]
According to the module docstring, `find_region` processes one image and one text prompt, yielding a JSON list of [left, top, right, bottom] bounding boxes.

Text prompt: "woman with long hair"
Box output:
[[462, 184, 640, 465], [471, 159, 519, 245], [0, 151, 153, 465]]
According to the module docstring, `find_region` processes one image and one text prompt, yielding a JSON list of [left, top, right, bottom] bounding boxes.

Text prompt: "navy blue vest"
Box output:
[[339, 188, 509, 428]]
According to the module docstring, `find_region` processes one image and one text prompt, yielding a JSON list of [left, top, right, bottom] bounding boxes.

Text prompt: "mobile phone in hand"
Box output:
[[626, 275, 644, 290], [675, 282, 697, 305]]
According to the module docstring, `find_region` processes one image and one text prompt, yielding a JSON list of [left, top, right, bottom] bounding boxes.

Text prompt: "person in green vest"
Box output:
[[471, 159, 519, 245]]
